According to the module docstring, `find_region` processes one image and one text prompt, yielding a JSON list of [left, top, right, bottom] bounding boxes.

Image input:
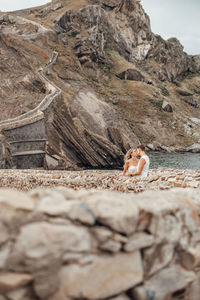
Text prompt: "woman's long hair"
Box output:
[[124, 148, 133, 162]]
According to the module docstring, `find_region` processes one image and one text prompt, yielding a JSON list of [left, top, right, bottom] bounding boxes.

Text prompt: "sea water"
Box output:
[[149, 152, 200, 170]]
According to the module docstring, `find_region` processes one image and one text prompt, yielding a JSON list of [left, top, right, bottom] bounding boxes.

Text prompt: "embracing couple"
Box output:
[[121, 145, 150, 178]]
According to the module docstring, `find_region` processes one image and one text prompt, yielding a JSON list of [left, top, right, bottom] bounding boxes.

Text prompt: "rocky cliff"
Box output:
[[0, 0, 200, 169]]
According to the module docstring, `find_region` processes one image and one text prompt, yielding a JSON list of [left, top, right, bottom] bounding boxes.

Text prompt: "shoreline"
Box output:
[[0, 168, 199, 193]]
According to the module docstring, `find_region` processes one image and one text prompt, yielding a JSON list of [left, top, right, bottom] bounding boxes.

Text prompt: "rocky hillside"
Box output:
[[0, 0, 200, 169]]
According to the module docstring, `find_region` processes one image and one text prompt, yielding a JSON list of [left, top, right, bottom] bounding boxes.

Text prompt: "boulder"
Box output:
[[162, 100, 173, 112], [0, 273, 33, 293], [116, 69, 145, 81], [186, 143, 200, 153], [58, 252, 143, 299], [183, 97, 198, 107], [132, 266, 195, 300], [124, 232, 154, 252]]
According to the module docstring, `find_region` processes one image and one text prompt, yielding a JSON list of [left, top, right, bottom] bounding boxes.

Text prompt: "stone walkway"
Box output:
[[0, 168, 200, 192]]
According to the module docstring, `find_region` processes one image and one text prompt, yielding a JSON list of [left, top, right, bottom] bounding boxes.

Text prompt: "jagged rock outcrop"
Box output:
[[146, 36, 196, 81], [0, 187, 200, 299], [46, 88, 139, 168], [56, 0, 155, 64]]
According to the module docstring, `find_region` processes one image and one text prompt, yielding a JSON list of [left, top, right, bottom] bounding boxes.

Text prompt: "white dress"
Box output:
[[140, 155, 150, 178], [128, 165, 138, 173]]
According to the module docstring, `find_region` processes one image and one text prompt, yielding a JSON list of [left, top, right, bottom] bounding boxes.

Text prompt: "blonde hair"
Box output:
[[124, 148, 134, 162]]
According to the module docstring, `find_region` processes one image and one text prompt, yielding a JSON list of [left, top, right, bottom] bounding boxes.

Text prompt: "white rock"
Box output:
[[11, 222, 92, 262], [124, 232, 154, 252], [0, 222, 9, 245], [189, 117, 200, 126], [6, 287, 31, 300], [91, 226, 113, 242], [143, 243, 174, 276], [58, 252, 143, 299], [109, 294, 131, 300], [132, 266, 195, 300], [0, 189, 34, 211], [0, 243, 11, 269], [100, 239, 121, 253], [37, 196, 95, 225], [0, 273, 33, 293], [84, 191, 139, 235], [188, 270, 200, 300]]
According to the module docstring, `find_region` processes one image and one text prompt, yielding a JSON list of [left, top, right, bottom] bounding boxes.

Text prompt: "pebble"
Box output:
[[0, 169, 199, 193]]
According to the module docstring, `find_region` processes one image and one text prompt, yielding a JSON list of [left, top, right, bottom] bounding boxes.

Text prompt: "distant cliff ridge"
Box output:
[[0, 0, 200, 169]]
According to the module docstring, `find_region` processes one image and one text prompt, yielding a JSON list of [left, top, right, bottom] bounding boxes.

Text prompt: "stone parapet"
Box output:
[[0, 187, 199, 299], [0, 46, 61, 169]]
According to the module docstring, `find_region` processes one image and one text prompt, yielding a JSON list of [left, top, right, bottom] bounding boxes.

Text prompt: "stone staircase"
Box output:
[[0, 39, 61, 168]]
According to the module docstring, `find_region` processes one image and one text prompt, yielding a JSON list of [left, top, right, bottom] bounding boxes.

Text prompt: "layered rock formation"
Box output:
[[0, 187, 200, 299], [0, 0, 200, 169]]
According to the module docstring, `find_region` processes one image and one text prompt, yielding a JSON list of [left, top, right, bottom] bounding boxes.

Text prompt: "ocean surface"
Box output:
[[149, 152, 200, 170]]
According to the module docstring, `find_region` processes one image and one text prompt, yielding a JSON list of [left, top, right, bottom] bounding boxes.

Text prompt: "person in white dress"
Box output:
[[121, 148, 138, 176], [128, 145, 150, 178]]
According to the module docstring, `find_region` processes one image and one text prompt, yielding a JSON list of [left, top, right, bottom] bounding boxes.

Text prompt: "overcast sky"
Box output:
[[142, 0, 200, 55], [0, 0, 199, 55]]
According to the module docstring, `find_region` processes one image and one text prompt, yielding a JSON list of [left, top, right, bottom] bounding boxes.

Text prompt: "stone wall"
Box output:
[[0, 187, 200, 300], [0, 46, 61, 169]]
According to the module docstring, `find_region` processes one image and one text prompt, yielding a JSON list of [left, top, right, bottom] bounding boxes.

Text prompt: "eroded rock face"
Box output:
[[56, 0, 155, 64], [0, 187, 200, 299], [46, 88, 139, 169], [147, 36, 196, 81]]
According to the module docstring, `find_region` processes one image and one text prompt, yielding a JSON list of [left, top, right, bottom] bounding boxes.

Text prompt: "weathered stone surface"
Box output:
[[186, 143, 200, 153], [162, 100, 173, 112], [109, 294, 131, 300], [124, 232, 154, 252], [0, 222, 9, 245], [0, 183, 200, 299], [183, 97, 198, 107], [188, 271, 200, 300], [143, 243, 174, 276], [179, 243, 200, 270], [84, 191, 139, 235], [116, 69, 145, 81], [9, 222, 92, 265], [57, 2, 154, 63], [36, 193, 95, 225], [0, 273, 33, 293], [0, 189, 34, 211], [58, 252, 143, 299], [6, 287, 36, 300], [132, 266, 195, 300], [0, 244, 11, 269], [100, 239, 121, 252]]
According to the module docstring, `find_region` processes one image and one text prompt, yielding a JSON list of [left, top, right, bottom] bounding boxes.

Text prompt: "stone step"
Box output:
[[10, 139, 46, 154], [12, 150, 46, 157]]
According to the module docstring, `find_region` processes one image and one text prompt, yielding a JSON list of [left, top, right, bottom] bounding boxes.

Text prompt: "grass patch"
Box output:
[[176, 89, 193, 96], [158, 85, 170, 96], [148, 98, 163, 110]]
